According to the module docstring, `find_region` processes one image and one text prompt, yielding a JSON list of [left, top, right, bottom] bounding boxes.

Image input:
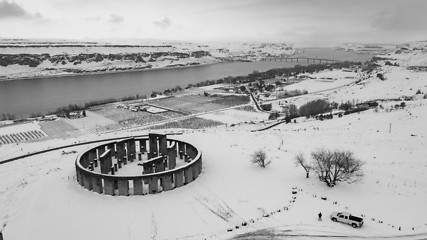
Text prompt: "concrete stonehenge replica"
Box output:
[[75, 133, 202, 196]]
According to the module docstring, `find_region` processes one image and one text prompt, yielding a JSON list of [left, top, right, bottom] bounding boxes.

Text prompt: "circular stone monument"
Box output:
[[75, 133, 202, 196]]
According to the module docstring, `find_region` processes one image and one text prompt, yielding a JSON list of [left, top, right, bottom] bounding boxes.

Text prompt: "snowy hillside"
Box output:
[[0, 39, 294, 80], [377, 41, 427, 67]]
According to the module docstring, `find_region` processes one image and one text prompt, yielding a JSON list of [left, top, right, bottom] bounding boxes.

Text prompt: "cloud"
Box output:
[[153, 17, 172, 29], [0, 0, 46, 20], [109, 14, 124, 23], [371, 1, 427, 32], [0, 0, 30, 19]]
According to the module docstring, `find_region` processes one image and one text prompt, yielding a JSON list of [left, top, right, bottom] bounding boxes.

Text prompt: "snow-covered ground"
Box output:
[[381, 41, 427, 67], [1, 47, 427, 240], [281, 69, 359, 93], [0, 122, 42, 136], [269, 65, 427, 112], [199, 109, 269, 125], [1, 101, 427, 239]]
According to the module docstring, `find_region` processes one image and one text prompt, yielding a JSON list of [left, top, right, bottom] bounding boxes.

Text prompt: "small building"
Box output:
[[0, 120, 14, 126], [44, 114, 58, 121], [69, 112, 80, 119], [275, 75, 287, 80]]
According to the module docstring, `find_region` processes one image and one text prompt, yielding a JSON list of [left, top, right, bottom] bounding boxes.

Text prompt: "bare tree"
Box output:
[[295, 152, 311, 178], [311, 149, 364, 187], [311, 149, 333, 183], [333, 150, 364, 184], [251, 150, 271, 168]]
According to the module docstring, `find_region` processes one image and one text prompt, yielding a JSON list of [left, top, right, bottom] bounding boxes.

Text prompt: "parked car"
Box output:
[[330, 212, 364, 228]]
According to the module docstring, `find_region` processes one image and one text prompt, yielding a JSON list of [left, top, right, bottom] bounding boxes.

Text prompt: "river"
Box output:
[[0, 48, 375, 118]]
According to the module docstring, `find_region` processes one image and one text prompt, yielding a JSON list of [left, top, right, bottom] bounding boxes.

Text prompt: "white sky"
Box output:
[[1, 0, 427, 45]]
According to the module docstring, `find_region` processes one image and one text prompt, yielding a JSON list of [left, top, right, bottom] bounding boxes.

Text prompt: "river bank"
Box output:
[[0, 59, 223, 82], [0, 47, 377, 82]]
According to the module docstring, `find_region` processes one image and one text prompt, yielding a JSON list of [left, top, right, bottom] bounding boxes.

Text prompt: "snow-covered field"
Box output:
[[1, 101, 427, 239], [1, 45, 427, 240], [199, 109, 269, 125], [269, 66, 427, 112], [280, 69, 359, 94]]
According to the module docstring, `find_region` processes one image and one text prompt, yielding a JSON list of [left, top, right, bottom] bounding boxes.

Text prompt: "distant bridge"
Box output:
[[261, 56, 339, 64]]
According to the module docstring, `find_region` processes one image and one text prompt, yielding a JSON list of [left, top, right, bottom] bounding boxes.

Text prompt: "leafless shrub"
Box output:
[[251, 149, 271, 168], [294, 152, 311, 178]]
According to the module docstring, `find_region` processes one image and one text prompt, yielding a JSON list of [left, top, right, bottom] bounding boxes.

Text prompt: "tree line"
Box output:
[[269, 98, 384, 122]]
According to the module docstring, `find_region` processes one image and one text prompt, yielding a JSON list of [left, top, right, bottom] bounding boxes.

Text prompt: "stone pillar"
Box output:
[[118, 180, 129, 196], [149, 134, 159, 159], [148, 177, 158, 194], [178, 142, 185, 159], [159, 135, 167, 156], [92, 176, 103, 194], [127, 139, 136, 162], [88, 149, 97, 165], [167, 142, 177, 169], [198, 155, 203, 174], [133, 179, 144, 195], [97, 146, 105, 159], [186, 145, 195, 159], [104, 178, 115, 195], [83, 173, 93, 190], [184, 167, 193, 184], [99, 149, 112, 174], [76, 167, 84, 186], [140, 139, 146, 153], [108, 143, 116, 159], [174, 171, 184, 188], [163, 175, 173, 191], [192, 163, 199, 179], [116, 141, 125, 162], [80, 153, 90, 168], [163, 157, 168, 170]]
